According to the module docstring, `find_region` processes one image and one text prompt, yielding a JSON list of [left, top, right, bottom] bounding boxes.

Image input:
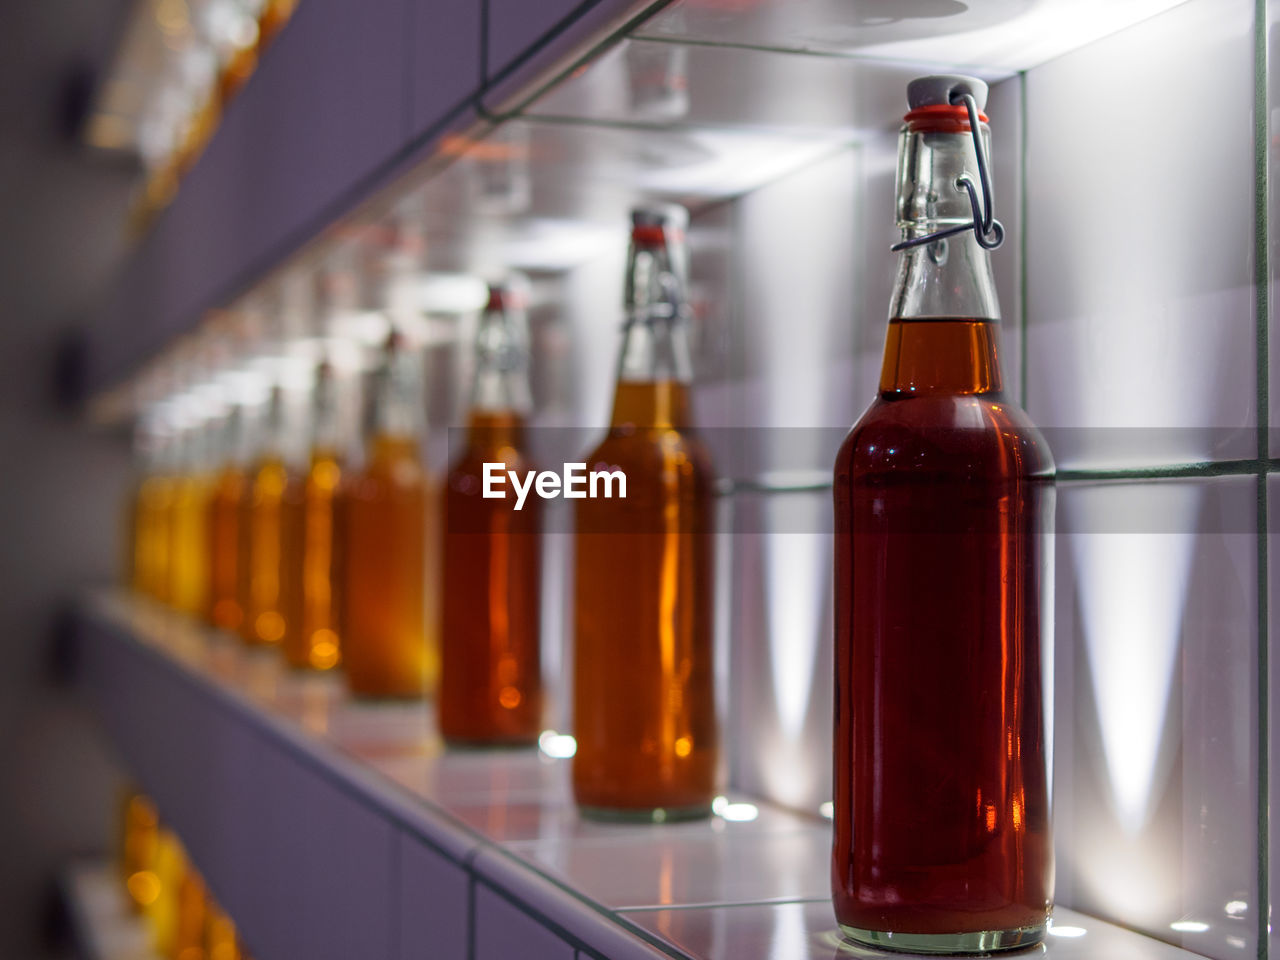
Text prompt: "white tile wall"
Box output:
[[1023, 0, 1257, 470], [1053, 476, 1258, 960], [725, 490, 834, 816]]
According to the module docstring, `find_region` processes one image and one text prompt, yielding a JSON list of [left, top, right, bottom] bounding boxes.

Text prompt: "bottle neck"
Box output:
[[311, 370, 342, 453], [225, 405, 252, 470], [256, 388, 289, 463], [889, 124, 1000, 322], [613, 238, 693, 422], [471, 304, 532, 416], [372, 341, 422, 443], [881, 122, 1005, 398]]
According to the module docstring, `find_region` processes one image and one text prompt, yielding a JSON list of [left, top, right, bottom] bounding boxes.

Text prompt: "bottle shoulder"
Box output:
[[351, 444, 425, 497], [587, 424, 715, 485], [836, 392, 1055, 482], [447, 439, 535, 481]]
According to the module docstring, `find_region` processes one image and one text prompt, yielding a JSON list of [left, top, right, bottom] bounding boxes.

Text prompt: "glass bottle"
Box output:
[[120, 791, 161, 914], [572, 207, 717, 820], [167, 416, 212, 618], [342, 331, 428, 698], [256, 0, 298, 53], [439, 283, 543, 746], [203, 896, 241, 960], [149, 827, 186, 954], [238, 386, 291, 646], [281, 360, 344, 671], [129, 421, 159, 596], [170, 859, 208, 960], [207, 405, 249, 631], [832, 76, 1054, 954], [136, 427, 176, 604]]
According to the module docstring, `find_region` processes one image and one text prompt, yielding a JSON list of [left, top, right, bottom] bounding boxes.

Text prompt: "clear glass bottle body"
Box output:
[[440, 290, 543, 745], [572, 218, 718, 819], [282, 365, 344, 671], [342, 337, 428, 698], [832, 104, 1054, 954]]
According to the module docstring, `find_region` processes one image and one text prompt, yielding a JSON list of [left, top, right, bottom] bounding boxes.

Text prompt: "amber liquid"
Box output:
[[257, 0, 298, 52], [207, 467, 245, 631], [342, 435, 428, 698], [281, 450, 343, 671], [833, 319, 1053, 944], [572, 381, 717, 817], [170, 866, 207, 960], [439, 413, 542, 745], [120, 792, 160, 914], [238, 457, 289, 646], [168, 474, 210, 617], [204, 899, 241, 960], [135, 475, 175, 603]]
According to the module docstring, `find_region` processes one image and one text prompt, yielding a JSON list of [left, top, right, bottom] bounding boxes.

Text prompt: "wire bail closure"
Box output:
[[891, 92, 1005, 253]]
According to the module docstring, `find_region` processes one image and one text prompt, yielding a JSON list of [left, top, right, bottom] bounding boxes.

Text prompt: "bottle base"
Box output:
[[443, 735, 539, 751], [838, 923, 1046, 956], [577, 803, 711, 824]]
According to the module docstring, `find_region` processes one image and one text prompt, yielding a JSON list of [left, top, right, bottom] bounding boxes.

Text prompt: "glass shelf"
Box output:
[[76, 591, 1220, 960]]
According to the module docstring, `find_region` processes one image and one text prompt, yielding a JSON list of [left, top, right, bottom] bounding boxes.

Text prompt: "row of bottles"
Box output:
[[132, 0, 302, 227], [121, 73, 1052, 954], [125, 205, 716, 820], [119, 791, 250, 960]]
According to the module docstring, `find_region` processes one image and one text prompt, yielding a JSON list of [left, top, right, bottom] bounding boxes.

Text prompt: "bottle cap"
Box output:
[[631, 204, 687, 246], [906, 75, 989, 112]]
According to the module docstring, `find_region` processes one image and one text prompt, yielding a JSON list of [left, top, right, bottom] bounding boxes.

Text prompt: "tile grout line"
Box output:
[[728, 458, 1280, 498], [1257, 0, 1272, 956], [616, 896, 833, 914]]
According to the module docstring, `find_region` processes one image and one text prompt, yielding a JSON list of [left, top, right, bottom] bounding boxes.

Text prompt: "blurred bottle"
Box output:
[[572, 207, 717, 820], [136, 427, 177, 603], [439, 283, 542, 746], [238, 386, 291, 646], [168, 415, 213, 617], [128, 420, 156, 595], [203, 896, 241, 960], [256, 0, 299, 52], [207, 405, 250, 632], [342, 331, 428, 698], [281, 360, 344, 671], [119, 791, 161, 915], [149, 827, 186, 953], [170, 858, 208, 960], [212, 0, 267, 106]]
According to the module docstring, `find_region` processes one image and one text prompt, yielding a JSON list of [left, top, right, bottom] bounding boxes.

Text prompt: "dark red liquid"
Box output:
[[832, 319, 1054, 941]]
